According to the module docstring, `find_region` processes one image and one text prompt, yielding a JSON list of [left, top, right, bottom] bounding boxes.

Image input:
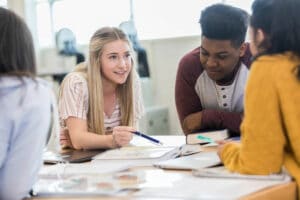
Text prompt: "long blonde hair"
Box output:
[[61, 27, 134, 135]]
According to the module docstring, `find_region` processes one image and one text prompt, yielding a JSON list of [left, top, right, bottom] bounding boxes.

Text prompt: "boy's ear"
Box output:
[[239, 43, 247, 57]]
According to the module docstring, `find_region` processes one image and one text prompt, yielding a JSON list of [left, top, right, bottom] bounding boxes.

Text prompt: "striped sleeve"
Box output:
[[58, 72, 89, 121]]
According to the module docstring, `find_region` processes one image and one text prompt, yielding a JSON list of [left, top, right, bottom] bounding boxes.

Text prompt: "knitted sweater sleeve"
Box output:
[[220, 58, 286, 174]]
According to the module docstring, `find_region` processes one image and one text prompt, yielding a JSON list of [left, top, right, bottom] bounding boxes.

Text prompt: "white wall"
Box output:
[[141, 36, 200, 134]]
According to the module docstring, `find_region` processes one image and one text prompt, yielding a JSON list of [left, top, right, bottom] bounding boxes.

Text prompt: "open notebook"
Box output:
[[93, 146, 176, 160]]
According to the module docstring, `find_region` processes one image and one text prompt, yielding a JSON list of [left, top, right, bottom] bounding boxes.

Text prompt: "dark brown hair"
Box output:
[[0, 7, 36, 77], [199, 4, 249, 48], [251, 0, 300, 80]]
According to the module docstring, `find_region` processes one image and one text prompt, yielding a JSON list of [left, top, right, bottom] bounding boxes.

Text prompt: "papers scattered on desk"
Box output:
[[193, 166, 288, 181], [154, 151, 221, 170], [91, 146, 176, 171], [92, 144, 203, 169]]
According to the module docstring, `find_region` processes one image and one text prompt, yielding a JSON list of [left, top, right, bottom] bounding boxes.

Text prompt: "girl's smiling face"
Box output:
[[100, 40, 132, 86]]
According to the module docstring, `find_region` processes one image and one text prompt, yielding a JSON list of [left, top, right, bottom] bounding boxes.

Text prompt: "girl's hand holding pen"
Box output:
[[112, 126, 135, 148]]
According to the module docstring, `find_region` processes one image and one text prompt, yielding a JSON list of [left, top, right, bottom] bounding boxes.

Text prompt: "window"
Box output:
[[225, 0, 254, 13], [35, 0, 254, 47], [36, 1, 52, 47], [133, 0, 220, 40], [0, 0, 7, 7], [36, 0, 130, 47]]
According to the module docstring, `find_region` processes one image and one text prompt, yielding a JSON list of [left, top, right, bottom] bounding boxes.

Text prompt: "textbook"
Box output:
[[186, 129, 229, 145]]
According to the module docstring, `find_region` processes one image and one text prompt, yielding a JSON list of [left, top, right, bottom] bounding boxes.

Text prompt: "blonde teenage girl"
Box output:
[[59, 27, 144, 150]]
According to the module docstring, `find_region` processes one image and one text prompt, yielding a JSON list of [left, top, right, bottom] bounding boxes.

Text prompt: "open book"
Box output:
[[93, 146, 176, 160], [186, 129, 229, 145]]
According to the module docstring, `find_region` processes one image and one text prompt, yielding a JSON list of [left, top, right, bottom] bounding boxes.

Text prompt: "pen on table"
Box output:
[[132, 131, 164, 145], [197, 135, 214, 143]]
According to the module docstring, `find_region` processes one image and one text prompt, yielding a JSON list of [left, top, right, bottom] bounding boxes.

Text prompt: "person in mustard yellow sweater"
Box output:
[[218, 0, 300, 194]]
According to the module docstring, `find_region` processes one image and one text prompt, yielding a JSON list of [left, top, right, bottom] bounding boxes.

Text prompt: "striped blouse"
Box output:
[[58, 71, 144, 134]]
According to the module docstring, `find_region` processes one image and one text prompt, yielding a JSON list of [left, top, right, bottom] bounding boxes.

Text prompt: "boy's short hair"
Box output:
[[199, 4, 249, 47]]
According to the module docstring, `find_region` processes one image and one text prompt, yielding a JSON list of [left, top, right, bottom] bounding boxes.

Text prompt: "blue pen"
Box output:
[[133, 131, 163, 145]]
